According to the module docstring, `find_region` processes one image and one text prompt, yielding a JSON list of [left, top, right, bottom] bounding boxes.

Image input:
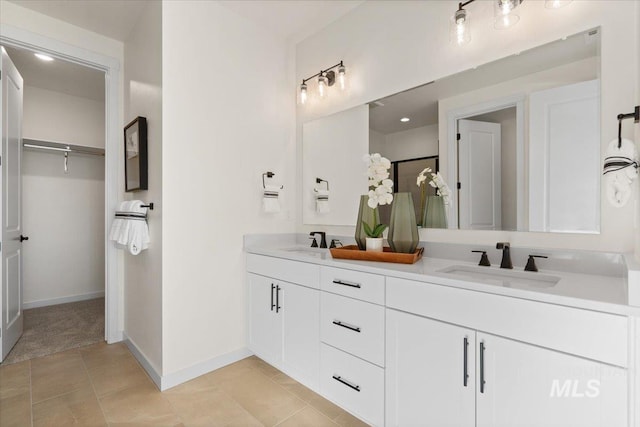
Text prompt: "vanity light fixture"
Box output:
[[450, 0, 474, 46], [298, 61, 347, 105], [545, 0, 572, 9], [494, 0, 522, 30], [34, 53, 54, 62]]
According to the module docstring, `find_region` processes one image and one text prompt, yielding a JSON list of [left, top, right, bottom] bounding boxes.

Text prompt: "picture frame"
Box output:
[[124, 116, 148, 192]]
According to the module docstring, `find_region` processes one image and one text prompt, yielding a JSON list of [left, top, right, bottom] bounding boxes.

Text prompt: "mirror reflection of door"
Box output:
[[380, 157, 439, 227]]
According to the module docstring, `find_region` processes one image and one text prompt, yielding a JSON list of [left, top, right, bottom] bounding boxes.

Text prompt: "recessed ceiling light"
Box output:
[[34, 53, 54, 62], [400, 117, 410, 122]]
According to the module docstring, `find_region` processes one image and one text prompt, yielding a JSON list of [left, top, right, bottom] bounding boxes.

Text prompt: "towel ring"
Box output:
[[262, 172, 283, 189]]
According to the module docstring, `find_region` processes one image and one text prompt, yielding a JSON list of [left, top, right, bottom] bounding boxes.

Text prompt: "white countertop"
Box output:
[[246, 242, 640, 316]]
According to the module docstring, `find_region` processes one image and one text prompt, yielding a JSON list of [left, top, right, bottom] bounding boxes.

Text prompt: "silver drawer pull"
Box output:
[[332, 320, 361, 333], [332, 375, 361, 392], [332, 279, 361, 288]]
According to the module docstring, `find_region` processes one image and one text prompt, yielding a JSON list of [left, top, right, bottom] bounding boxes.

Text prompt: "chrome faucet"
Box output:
[[496, 242, 513, 269], [310, 231, 327, 249]]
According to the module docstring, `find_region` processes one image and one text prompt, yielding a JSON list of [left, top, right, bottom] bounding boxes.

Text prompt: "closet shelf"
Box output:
[[23, 138, 105, 157]]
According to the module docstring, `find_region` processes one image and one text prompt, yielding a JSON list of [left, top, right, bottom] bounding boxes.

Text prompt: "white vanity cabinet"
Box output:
[[246, 254, 320, 389], [386, 276, 629, 427]]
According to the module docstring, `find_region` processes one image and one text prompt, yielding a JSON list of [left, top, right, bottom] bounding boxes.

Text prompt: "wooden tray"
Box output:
[[330, 245, 424, 264]]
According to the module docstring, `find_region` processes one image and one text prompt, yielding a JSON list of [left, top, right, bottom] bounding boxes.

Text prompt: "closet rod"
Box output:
[[22, 138, 105, 157]]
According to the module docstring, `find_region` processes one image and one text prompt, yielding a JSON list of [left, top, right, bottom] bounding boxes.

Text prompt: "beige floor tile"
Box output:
[[308, 393, 346, 420], [79, 341, 131, 370], [277, 406, 338, 427], [203, 357, 262, 386], [271, 372, 318, 402], [333, 411, 370, 427], [0, 391, 32, 427], [100, 381, 181, 426], [31, 349, 91, 403], [218, 368, 305, 426], [0, 360, 30, 399], [33, 382, 107, 427], [85, 352, 152, 397], [166, 383, 262, 426], [243, 355, 282, 378]]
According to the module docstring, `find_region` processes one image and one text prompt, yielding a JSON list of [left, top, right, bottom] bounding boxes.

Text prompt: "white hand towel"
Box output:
[[109, 201, 131, 243], [127, 200, 150, 255], [315, 189, 330, 213], [604, 138, 638, 207], [263, 185, 281, 213]]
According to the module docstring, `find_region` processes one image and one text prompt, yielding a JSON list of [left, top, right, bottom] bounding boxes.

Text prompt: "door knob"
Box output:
[[19, 235, 29, 242]]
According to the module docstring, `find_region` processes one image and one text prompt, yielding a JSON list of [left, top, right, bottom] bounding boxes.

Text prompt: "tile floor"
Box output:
[[0, 342, 369, 426]]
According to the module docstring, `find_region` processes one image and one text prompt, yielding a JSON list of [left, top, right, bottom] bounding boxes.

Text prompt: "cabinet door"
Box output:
[[386, 309, 476, 427], [281, 282, 319, 389], [477, 333, 627, 427], [248, 274, 282, 365]]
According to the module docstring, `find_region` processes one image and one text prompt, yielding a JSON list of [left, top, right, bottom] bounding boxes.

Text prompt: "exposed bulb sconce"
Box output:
[[545, 0, 572, 9], [450, 2, 472, 46], [298, 61, 347, 105], [494, 0, 522, 29]]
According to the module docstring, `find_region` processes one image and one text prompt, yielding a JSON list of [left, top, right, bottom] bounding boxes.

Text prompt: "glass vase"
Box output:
[[422, 195, 448, 229], [388, 192, 419, 253], [354, 195, 380, 250]]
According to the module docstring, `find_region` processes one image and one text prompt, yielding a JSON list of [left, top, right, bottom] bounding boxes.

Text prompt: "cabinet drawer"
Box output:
[[320, 344, 384, 427], [321, 292, 385, 367], [387, 277, 628, 367], [246, 254, 320, 289], [320, 266, 385, 304]]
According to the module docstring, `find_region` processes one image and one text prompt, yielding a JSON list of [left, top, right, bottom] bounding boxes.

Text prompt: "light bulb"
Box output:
[[545, 0, 572, 9], [318, 73, 328, 98], [337, 65, 346, 91], [299, 82, 307, 105], [494, 0, 521, 29], [450, 8, 471, 45]]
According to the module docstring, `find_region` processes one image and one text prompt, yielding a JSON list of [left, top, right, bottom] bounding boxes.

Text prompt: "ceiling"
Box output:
[[370, 29, 600, 135], [3, 45, 105, 101], [7, 0, 148, 42]]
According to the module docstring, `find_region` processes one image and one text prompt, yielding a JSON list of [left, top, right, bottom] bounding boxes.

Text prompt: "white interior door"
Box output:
[[458, 119, 501, 230], [529, 80, 600, 233], [1, 47, 24, 361]]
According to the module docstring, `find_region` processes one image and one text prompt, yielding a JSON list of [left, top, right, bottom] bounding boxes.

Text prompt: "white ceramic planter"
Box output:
[[366, 237, 384, 252]]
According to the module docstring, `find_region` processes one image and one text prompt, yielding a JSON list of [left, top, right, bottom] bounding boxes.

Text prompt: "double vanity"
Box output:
[[245, 235, 640, 427]]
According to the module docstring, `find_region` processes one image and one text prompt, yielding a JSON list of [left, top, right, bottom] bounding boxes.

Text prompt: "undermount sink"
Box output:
[[281, 247, 327, 258], [438, 265, 560, 288]]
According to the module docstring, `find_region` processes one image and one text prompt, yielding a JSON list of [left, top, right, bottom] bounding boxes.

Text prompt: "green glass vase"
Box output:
[[422, 195, 448, 229], [388, 192, 419, 253], [354, 195, 380, 250]]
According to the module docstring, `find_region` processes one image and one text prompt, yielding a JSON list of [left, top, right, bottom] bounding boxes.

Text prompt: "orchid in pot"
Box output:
[[355, 153, 393, 252], [417, 168, 451, 228]]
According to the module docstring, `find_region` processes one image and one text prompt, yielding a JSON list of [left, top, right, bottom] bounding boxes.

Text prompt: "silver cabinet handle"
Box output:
[[332, 320, 361, 333], [332, 375, 360, 392], [332, 279, 361, 288], [463, 337, 469, 387]]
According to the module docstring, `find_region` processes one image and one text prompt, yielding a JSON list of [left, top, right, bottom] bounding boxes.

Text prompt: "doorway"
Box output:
[[0, 26, 121, 362]]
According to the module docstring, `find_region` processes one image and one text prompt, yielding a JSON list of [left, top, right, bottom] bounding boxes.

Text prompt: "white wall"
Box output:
[[23, 86, 105, 148], [296, 0, 638, 253], [22, 86, 105, 306], [635, 2, 640, 261], [382, 124, 439, 162], [162, 1, 295, 376], [123, 1, 162, 375]]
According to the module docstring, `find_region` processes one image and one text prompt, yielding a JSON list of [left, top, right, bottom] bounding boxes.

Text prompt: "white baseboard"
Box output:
[[160, 347, 253, 391], [23, 291, 105, 310], [123, 334, 252, 392], [123, 334, 162, 389]]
